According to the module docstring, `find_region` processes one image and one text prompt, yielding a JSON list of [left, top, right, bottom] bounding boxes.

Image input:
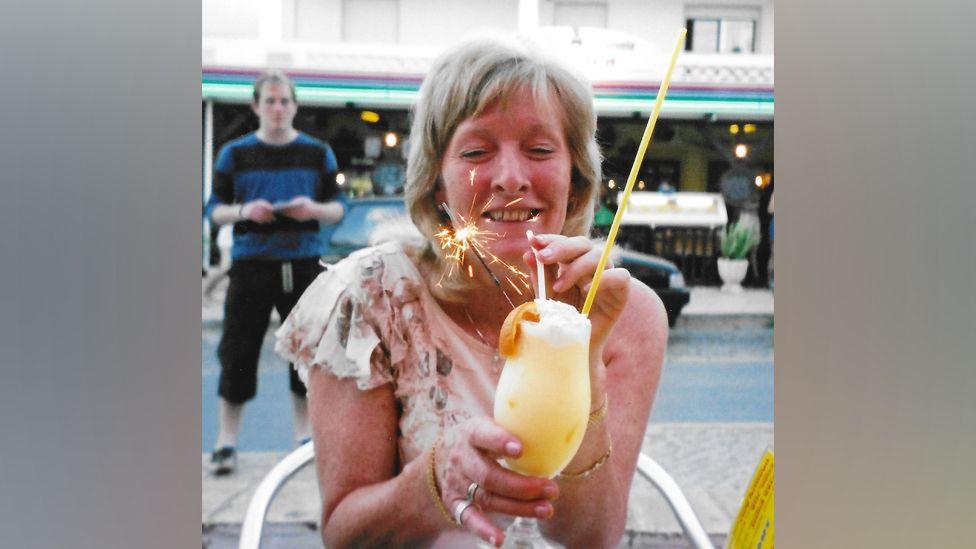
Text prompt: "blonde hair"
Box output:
[[404, 39, 602, 297]]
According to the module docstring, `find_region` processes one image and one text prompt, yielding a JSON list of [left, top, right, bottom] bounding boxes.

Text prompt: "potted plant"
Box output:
[[717, 220, 760, 293]]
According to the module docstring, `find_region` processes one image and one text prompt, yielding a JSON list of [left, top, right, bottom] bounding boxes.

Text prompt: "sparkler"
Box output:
[[436, 201, 531, 308]]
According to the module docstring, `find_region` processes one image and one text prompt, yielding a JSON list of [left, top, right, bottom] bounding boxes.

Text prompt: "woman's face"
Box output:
[[436, 87, 573, 263]]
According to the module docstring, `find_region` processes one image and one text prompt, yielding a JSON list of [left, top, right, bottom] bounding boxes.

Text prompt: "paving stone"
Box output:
[[681, 287, 773, 316], [202, 452, 321, 524], [203, 523, 320, 549]]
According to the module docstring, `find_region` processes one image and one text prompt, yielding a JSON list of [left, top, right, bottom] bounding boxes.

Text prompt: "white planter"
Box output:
[[717, 258, 749, 293]]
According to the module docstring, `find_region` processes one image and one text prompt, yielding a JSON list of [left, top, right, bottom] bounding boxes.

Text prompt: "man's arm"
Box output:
[[208, 145, 278, 227], [277, 196, 344, 224], [210, 203, 242, 226], [306, 142, 346, 225], [316, 200, 345, 224], [211, 200, 276, 226]]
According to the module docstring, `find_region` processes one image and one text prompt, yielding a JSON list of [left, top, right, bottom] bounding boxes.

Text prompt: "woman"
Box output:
[[276, 39, 668, 548]]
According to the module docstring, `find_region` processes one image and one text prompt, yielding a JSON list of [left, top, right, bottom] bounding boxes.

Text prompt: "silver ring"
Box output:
[[466, 482, 480, 503], [453, 499, 475, 525]]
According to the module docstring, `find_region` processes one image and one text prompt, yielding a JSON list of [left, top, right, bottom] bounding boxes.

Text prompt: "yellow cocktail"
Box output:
[[493, 299, 591, 478]]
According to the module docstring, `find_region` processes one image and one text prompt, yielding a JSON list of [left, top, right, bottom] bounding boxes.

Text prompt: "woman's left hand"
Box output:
[[523, 233, 630, 376]]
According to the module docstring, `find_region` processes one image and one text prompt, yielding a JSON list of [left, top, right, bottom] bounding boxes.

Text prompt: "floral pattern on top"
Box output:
[[275, 241, 502, 466]]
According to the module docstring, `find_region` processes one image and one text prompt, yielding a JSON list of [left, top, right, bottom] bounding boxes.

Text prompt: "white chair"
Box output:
[[238, 441, 713, 549]]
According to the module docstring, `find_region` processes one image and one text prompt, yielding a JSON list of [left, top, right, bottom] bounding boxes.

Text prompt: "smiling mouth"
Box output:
[[482, 209, 542, 222]]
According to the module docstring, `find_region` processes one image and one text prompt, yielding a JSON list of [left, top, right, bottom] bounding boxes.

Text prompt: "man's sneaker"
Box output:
[[210, 446, 237, 476]]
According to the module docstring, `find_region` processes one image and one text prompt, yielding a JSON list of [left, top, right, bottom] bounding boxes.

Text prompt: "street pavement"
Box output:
[[202, 278, 773, 548]]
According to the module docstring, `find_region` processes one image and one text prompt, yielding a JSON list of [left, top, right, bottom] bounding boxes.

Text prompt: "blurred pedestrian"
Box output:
[[204, 69, 346, 475]]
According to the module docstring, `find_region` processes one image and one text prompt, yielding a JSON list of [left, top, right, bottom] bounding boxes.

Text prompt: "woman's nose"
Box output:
[[491, 148, 531, 194]]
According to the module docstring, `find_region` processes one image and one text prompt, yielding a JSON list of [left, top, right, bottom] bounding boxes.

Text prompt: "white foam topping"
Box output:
[[519, 298, 591, 346]]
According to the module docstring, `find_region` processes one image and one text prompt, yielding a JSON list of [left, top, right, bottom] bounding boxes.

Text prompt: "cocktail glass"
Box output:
[[491, 299, 591, 548]]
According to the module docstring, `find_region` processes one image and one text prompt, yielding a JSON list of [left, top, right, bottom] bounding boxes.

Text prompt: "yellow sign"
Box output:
[[726, 449, 774, 549]]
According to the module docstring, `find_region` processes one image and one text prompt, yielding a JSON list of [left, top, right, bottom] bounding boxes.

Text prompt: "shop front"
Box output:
[[202, 54, 773, 285]]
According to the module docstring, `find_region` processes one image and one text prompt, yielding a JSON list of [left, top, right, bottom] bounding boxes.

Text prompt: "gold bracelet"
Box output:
[[588, 395, 608, 428], [426, 435, 457, 526], [557, 437, 612, 479]]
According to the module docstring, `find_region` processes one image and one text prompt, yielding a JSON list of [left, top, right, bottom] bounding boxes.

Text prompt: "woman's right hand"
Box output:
[[435, 417, 560, 546]]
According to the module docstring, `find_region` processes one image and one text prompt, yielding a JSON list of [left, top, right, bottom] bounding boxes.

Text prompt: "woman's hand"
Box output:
[[435, 417, 559, 546], [523, 233, 631, 382]]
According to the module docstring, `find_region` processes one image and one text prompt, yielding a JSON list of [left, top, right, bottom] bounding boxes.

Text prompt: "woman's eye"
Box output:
[[461, 150, 485, 159], [530, 146, 554, 155]]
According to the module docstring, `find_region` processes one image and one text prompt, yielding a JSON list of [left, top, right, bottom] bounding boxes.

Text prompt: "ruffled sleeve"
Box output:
[[275, 246, 400, 391]]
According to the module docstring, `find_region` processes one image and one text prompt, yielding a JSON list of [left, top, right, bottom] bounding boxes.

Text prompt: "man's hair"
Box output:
[[252, 69, 297, 103], [404, 38, 602, 297]]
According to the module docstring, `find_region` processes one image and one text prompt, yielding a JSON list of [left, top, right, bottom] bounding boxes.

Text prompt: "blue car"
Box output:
[[320, 197, 408, 264], [321, 197, 689, 325]]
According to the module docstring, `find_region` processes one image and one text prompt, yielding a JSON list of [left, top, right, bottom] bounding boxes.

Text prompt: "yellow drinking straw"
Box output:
[[581, 28, 687, 317]]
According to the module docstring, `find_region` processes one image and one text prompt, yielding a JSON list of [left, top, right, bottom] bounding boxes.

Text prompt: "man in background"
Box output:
[[205, 70, 345, 475]]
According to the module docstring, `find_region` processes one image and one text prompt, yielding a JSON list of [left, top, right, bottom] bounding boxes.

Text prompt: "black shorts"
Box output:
[[217, 257, 322, 404]]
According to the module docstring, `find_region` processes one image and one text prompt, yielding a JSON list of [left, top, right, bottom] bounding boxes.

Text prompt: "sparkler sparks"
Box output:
[[505, 277, 525, 295], [436, 200, 532, 305], [504, 197, 524, 208]]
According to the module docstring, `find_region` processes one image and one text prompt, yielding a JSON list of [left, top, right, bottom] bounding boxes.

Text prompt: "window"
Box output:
[[343, 0, 399, 43], [685, 6, 759, 54], [553, 1, 608, 29]]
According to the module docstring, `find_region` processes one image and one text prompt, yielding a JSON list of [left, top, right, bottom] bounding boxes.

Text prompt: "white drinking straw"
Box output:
[[526, 230, 546, 301]]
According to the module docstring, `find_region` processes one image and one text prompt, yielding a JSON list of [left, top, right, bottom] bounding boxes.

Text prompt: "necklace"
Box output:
[[462, 303, 501, 365], [459, 268, 514, 360], [459, 275, 522, 349], [462, 303, 493, 348]]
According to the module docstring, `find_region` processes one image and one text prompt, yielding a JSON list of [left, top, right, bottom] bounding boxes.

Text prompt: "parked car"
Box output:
[[321, 197, 690, 325], [319, 197, 407, 264], [615, 248, 690, 327]]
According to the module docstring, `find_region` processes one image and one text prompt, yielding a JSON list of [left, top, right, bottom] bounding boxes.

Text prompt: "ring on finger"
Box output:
[[453, 499, 476, 526], [466, 482, 480, 503]]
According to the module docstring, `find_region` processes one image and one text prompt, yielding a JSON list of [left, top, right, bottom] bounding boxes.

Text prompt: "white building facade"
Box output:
[[202, 0, 773, 118]]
